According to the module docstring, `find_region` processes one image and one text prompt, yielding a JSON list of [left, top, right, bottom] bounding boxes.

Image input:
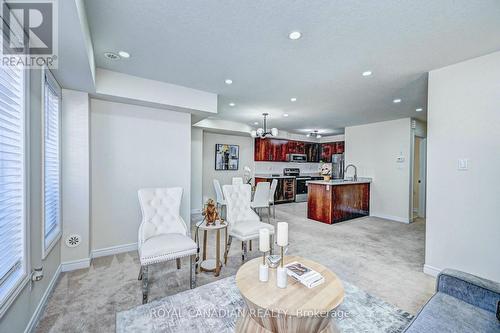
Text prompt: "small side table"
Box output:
[[195, 219, 228, 277]]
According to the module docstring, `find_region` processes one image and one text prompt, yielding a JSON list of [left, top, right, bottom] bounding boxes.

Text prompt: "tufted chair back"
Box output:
[[222, 184, 259, 229], [213, 179, 224, 204], [138, 187, 187, 245]]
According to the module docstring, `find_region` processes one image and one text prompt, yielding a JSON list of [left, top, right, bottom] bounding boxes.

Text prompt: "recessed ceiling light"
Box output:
[[229, 102, 235, 107], [290, 97, 297, 102], [104, 52, 120, 60], [393, 98, 402, 104], [225, 79, 233, 85], [118, 51, 130, 58], [416, 108, 423, 112], [288, 31, 302, 40], [362, 71, 372, 77], [254, 122, 259, 125], [283, 113, 289, 117]]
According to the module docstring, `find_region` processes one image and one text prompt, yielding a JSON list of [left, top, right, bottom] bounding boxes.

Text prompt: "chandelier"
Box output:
[[306, 130, 322, 139], [251, 113, 279, 138]]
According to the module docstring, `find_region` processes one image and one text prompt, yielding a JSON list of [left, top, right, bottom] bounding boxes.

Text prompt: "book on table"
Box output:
[[285, 261, 325, 288]]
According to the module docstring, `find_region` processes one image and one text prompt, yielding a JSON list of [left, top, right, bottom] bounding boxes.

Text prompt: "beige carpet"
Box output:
[[36, 203, 434, 332]]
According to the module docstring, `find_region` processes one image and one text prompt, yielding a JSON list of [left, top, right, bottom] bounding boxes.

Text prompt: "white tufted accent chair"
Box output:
[[222, 184, 274, 262], [137, 187, 196, 304]]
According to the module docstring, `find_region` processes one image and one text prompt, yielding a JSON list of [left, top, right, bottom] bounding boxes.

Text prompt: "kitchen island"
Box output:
[[307, 178, 371, 224]]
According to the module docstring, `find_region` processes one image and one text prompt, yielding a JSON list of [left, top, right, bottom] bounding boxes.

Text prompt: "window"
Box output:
[[0, 63, 27, 311], [42, 69, 61, 257]]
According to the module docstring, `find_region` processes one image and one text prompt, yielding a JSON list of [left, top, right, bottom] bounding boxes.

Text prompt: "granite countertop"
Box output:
[[254, 174, 295, 179], [306, 177, 372, 185], [254, 173, 323, 179]]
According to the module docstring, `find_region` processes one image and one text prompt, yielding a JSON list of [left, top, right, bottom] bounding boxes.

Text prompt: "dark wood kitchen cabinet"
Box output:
[[305, 143, 320, 162], [335, 141, 345, 154], [308, 182, 370, 224], [320, 143, 335, 162], [255, 138, 344, 162], [286, 140, 305, 154], [320, 142, 344, 162], [254, 138, 288, 161]]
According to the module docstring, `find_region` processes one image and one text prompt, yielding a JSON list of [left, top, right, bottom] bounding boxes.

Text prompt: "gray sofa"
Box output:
[[405, 269, 500, 332]]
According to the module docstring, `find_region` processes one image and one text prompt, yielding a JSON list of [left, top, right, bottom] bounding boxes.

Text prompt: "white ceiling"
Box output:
[[84, 0, 500, 135]]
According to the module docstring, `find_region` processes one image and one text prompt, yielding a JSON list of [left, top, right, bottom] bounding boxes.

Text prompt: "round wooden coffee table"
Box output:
[[235, 255, 344, 333]]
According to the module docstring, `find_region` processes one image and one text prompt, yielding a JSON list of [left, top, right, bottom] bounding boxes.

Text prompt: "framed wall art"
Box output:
[[215, 144, 239, 170]]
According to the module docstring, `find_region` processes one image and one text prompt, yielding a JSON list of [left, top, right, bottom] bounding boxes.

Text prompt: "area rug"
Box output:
[[116, 276, 412, 333]]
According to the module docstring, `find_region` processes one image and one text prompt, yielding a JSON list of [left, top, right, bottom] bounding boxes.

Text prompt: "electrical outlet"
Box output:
[[457, 159, 469, 171]]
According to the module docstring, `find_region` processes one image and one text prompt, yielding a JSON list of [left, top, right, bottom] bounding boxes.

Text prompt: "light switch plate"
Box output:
[[457, 159, 469, 170]]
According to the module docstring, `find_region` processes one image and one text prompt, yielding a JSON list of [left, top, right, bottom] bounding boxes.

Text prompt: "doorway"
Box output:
[[412, 137, 427, 219]]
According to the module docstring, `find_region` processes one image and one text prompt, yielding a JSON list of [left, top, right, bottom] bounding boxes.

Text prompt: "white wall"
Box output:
[[345, 118, 412, 223], [95, 69, 217, 115], [61, 89, 90, 263], [425, 51, 500, 281], [90, 99, 191, 251], [202, 132, 254, 202], [191, 127, 203, 213]]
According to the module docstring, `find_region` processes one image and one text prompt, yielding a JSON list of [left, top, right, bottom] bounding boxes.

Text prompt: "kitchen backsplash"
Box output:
[[254, 162, 322, 175]]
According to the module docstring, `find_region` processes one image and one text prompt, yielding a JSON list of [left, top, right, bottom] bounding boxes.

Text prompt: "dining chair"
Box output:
[[250, 181, 271, 223], [268, 179, 278, 219], [222, 184, 274, 263], [213, 179, 226, 218], [232, 177, 243, 185], [137, 187, 197, 304]]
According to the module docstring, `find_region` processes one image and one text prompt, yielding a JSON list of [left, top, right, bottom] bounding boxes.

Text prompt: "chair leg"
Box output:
[[268, 206, 271, 224], [224, 235, 232, 265], [190, 255, 196, 289], [176, 258, 181, 270], [273, 204, 276, 219], [269, 234, 274, 255], [138, 266, 143, 280], [242, 241, 248, 262], [142, 265, 149, 304], [249, 240, 252, 251]]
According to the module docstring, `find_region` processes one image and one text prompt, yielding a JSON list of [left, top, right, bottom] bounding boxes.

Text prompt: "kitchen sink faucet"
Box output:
[[344, 164, 358, 181]]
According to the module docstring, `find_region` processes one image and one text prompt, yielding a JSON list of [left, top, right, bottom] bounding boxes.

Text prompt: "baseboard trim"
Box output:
[[61, 258, 91, 272], [423, 264, 441, 277], [24, 264, 62, 333], [91, 242, 138, 259], [371, 213, 410, 223]]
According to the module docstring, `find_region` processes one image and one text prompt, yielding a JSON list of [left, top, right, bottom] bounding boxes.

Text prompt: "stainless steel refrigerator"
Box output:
[[331, 153, 345, 179]]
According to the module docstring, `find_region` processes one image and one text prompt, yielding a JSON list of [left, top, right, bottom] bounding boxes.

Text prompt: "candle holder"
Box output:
[[276, 245, 287, 288], [259, 252, 269, 282]]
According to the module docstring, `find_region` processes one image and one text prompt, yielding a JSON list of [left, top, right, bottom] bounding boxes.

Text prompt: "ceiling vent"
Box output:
[[65, 234, 81, 248], [104, 52, 120, 60]]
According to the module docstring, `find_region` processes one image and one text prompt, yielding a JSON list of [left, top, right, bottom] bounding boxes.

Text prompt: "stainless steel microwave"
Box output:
[[286, 154, 307, 163]]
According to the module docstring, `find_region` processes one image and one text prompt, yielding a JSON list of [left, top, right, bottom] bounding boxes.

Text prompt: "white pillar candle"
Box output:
[[276, 222, 288, 246], [259, 228, 270, 252]]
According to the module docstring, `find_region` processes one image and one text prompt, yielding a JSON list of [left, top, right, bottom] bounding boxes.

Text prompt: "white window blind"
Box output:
[[0, 63, 26, 307], [43, 70, 61, 254]]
